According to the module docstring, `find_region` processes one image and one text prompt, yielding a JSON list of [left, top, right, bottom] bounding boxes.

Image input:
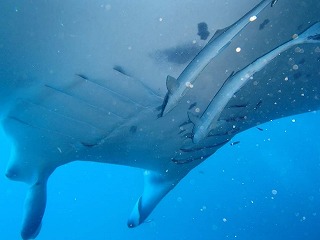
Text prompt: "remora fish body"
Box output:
[[191, 22, 320, 144], [161, 0, 277, 116]]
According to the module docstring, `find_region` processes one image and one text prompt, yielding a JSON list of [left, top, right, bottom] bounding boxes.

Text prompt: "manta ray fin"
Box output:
[[166, 75, 179, 94], [21, 179, 47, 240], [127, 170, 179, 227]]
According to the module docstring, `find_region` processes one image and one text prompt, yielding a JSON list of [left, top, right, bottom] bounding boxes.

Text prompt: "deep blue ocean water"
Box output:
[[1, 112, 320, 239], [1, 0, 320, 239]]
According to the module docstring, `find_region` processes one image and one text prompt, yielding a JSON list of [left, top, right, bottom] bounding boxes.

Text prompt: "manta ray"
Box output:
[[1, 0, 320, 239]]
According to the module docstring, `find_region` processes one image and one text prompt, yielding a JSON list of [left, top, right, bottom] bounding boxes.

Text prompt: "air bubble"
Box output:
[[292, 64, 299, 70]]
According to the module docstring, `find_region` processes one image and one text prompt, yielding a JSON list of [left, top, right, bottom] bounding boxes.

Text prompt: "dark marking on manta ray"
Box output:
[[198, 170, 205, 174], [298, 58, 306, 64], [171, 159, 193, 164], [228, 103, 248, 108], [179, 128, 187, 134], [188, 102, 197, 110], [293, 72, 302, 80], [230, 141, 240, 146], [76, 74, 89, 80], [157, 93, 169, 118], [179, 120, 192, 127], [259, 19, 270, 30], [254, 100, 263, 110], [7, 116, 32, 127], [221, 116, 246, 123], [317, 56, 320, 62], [180, 139, 230, 152], [197, 22, 210, 40], [181, 132, 193, 139], [113, 65, 132, 77], [208, 127, 240, 137], [130, 126, 137, 134], [81, 142, 98, 148], [152, 43, 203, 65], [256, 127, 264, 131], [172, 153, 213, 164]]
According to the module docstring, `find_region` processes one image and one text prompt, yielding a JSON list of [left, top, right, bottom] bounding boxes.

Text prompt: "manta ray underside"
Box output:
[[1, 1, 320, 239]]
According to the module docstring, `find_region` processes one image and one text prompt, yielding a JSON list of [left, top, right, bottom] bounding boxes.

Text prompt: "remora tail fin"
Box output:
[[127, 170, 180, 228]]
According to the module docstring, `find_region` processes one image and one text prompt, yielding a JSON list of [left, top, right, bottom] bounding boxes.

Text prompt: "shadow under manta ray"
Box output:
[[2, 13, 320, 240]]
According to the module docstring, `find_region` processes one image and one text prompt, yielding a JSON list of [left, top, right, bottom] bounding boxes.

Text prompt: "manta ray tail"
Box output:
[[127, 170, 179, 227], [21, 179, 47, 240]]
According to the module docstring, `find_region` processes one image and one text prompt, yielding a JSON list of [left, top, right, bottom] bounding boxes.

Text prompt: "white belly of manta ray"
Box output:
[[1, 0, 320, 239]]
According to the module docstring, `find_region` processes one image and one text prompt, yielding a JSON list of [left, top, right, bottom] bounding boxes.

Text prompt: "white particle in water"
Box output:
[[222, 218, 227, 222], [236, 47, 241, 53], [272, 189, 278, 195], [185, 81, 194, 88], [249, 15, 257, 22]]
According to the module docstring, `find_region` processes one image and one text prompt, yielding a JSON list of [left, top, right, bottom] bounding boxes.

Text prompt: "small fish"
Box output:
[[230, 141, 240, 146], [256, 127, 264, 131]]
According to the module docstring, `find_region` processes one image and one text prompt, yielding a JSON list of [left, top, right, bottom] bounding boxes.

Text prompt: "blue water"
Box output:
[[1, 0, 320, 239], [1, 112, 319, 239]]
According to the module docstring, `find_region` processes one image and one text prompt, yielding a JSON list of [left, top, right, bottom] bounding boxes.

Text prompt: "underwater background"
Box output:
[[1, 0, 320, 239]]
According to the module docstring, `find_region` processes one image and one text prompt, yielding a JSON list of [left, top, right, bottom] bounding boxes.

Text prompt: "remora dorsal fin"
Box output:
[[209, 25, 232, 43], [166, 75, 179, 94]]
